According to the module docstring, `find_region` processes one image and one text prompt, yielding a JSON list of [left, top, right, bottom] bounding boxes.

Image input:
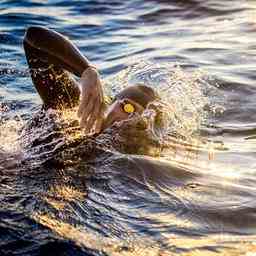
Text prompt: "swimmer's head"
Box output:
[[102, 84, 159, 130]]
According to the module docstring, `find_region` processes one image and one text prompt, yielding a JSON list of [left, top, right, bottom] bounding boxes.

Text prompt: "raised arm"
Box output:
[[24, 26, 105, 133], [24, 26, 90, 77]]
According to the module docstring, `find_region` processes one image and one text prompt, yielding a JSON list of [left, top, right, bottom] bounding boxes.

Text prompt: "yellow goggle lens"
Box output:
[[123, 103, 135, 113]]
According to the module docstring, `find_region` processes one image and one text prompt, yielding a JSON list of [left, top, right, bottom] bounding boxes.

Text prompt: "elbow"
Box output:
[[23, 26, 45, 48]]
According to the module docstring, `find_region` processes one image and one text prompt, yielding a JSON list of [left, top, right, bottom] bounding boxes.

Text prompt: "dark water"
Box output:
[[1, 0, 256, 255]]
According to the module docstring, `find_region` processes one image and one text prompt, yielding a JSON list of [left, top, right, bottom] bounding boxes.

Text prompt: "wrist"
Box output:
[[84, 65, 97, 72], [81, 65, 98, 78]]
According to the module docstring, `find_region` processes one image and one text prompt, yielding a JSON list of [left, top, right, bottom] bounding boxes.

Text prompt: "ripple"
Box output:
[[1, 0, 256, 255]]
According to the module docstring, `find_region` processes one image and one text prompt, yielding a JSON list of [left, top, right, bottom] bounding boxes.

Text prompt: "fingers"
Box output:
[[77, 67, 105, 134], [77, 93, 89, 117], [95, 118, 103, 134], [77, 73, 94, 118], [77, 72, 97, 123], [84, 94, 105, 134], [94, 102, 105, 133], [94, 81, 106, 133], [83, 97, 100, 133], [84, 110, 96, 134], [79, 97, 94, 129], [79, 94, 102, 133], [79, 94, 95, 122]]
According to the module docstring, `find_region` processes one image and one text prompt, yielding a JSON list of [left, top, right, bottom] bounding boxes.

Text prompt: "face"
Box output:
[[102, 98, 144, 130]]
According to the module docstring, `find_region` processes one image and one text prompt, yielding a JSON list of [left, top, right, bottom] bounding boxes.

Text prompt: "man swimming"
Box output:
[[23, 26, 159, 134]]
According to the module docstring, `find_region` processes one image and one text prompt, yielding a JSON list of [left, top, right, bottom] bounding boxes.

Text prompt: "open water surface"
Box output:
[[1, 0, 256, 255]]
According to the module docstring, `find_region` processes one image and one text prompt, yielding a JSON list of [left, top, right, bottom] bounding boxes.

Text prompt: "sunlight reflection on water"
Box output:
[[1, 0, 256, 255]]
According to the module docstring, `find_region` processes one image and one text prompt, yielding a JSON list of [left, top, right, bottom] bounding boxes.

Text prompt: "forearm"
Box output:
[[24, 26, 90, 77]]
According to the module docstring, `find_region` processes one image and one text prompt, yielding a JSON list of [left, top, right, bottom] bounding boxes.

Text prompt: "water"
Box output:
[[1, 0, 256, 255]]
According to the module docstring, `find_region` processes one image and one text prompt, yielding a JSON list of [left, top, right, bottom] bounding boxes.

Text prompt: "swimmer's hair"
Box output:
[[114, 84, 159, 108]]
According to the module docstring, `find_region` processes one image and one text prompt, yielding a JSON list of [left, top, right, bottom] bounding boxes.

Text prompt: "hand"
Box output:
[[77, 67, 105, 134]]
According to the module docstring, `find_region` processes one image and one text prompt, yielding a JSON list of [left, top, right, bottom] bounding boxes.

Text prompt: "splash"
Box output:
[[105, 61, 209, 139], [20, 107, 84, 166], [103, 61, 228, 164], [0, 103, 25, 153]]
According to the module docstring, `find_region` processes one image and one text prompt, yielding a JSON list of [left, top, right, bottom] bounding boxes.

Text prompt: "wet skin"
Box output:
[[78, 67, 148, 134], [23, 26, 155, 135]]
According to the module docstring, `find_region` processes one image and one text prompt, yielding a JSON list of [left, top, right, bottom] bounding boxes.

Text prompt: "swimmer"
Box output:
[[23, 26, 159, 134]]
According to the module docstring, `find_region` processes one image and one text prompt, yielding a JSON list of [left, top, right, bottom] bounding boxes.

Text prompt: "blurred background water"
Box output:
[[1, 0, 256, 255]]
